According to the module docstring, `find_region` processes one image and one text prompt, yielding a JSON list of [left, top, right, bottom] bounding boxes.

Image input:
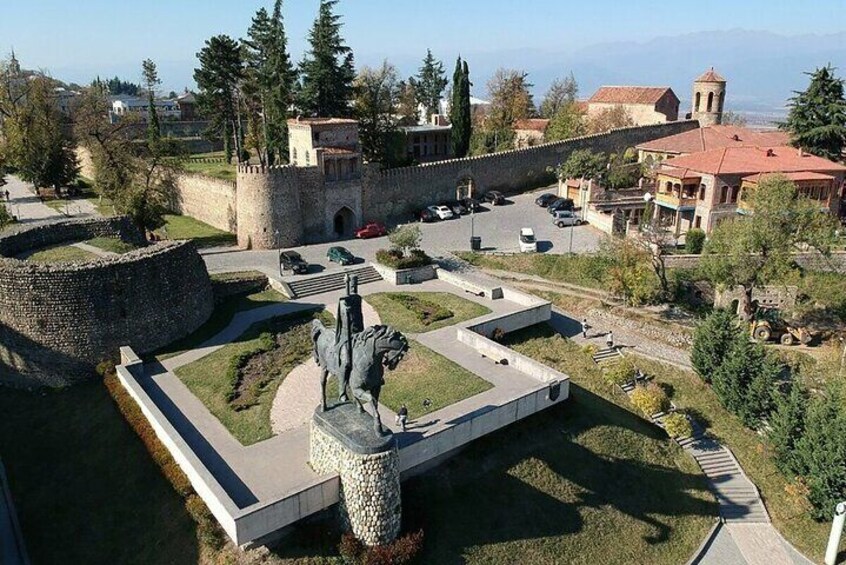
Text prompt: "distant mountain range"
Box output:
[[378, 29, 846, 117]]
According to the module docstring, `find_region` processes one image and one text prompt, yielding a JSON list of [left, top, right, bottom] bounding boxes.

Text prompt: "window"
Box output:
[[292, 148, 297, 164], [718, 91, 725, 113], [694, 215, 702, 228], [665, 181, 672, 193], [694, 92, 701, 112], [707, 92, 714, 113], [699, 184, 706, 200], [720, 185, 729, 203], [730, 186, 739, 203]]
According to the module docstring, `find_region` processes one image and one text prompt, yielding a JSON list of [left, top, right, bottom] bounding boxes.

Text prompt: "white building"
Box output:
[[110, 96, 181, 122]]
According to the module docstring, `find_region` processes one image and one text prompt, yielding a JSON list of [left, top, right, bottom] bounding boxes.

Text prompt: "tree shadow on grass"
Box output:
[[270, 384, 718, 563]]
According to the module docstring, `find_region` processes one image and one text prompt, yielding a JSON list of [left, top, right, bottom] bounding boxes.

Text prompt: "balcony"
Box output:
[[655, 191, 697, 211]]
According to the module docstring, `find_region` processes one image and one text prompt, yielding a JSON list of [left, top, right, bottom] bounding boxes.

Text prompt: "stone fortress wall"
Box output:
[[0, 218, 214, 388], [236, 120, 699, 248]]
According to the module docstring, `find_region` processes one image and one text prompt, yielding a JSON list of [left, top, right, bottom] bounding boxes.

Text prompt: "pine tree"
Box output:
[[194, 35, 244, 163], [141, 59, 161, 145], [298, 0, 355, 117], [450, 57, 471, 158], [711, 335, 779, 427], [415, 49, 447, 121], [768, 383, 807, 475], [690, 309, 740, 383], [781, 65, 846, 161], [244, 1, 297, 165]]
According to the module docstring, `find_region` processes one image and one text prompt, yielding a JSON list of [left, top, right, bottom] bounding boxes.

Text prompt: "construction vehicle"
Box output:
[[750, 309, 813, 346]]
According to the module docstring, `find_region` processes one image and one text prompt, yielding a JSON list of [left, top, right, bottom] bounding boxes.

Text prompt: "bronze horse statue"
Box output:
[[311, 320, 408, 434]]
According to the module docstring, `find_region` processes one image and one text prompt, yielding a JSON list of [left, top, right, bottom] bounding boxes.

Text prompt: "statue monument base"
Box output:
[[310, 403, 401, 546]]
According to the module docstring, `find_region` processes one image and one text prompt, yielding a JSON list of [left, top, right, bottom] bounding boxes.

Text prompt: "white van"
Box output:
[[519, 228, 537, 253]]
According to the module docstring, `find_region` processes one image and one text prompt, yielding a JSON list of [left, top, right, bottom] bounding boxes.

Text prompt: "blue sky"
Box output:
[[2, 0, 845, 93]]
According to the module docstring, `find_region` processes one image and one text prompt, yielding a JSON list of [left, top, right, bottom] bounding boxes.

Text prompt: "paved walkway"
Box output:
[[3, 175, 100, 224], [544, 293, 810, 565]]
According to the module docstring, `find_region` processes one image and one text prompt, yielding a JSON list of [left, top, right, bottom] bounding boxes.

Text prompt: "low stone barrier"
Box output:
[[371, 263, 437, 285], [435, 268, 504, 299]]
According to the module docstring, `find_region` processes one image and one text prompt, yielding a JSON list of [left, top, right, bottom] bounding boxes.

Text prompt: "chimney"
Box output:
[[766, 148, 775, 157], [798, 147, 805, 157]]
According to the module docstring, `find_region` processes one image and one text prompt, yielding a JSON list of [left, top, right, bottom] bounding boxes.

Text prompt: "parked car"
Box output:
[[355, 222, 387, 239], [419, 208, 438, 223], [482, 190, 506, 205], [327, 246, 356, 265], [519, 228, 537, 253], [535, 193, 558, 207], [548, 198, 575, 214], [443, 200, 468, 215], [460, 196, 481, 212], [552, 210, 583, 227], [279, 250, 309, 274], [427, 205, 455, 220]]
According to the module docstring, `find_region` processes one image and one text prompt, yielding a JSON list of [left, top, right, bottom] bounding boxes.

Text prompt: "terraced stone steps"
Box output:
[[286, 266, 382, 299], [592, 347, 623, 365]]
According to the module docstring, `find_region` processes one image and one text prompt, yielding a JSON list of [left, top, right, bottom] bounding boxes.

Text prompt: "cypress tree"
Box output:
[[298, 0, 355, 117], [768, 383, 807, 475], [450, 57, 471, 158], [141, 59, 161, 146], [781, 65, 846, 161]]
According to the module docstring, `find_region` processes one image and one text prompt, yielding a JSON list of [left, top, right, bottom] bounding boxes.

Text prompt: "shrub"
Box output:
[[630, 382, 670, 417], [388, 293, 453, 326], [685, 228, 706, 254], [603, 359, 637, 387], [375, 248, 432, 269], [338, 529, 424, 564], [0, 203, 12, 229], [388, 224, 422, 255], [663, 412, 693, 438]]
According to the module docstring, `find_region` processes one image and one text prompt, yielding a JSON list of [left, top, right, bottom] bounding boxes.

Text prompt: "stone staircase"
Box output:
[[286, 266, 382, 299], [592, 347, 624, 365]]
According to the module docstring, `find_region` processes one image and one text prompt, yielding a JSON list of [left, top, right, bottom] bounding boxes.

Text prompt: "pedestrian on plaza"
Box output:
[[581, 318, 589, 338], [396, 404, 409, 431], [606, 331, 614, 349], [4, 190, 9, 202]]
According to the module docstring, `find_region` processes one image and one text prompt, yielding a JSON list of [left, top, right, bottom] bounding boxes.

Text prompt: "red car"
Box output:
[[354, 222, 387, 239]]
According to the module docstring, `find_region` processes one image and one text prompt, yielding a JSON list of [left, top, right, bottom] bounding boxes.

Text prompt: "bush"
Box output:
[[375, 248, 432, 269], [388, 293, 453, 326], [630, 382, 670, 417], [603, 359, 637, 387], [685, 229, 706, 254], [0, 203, 12, 229], [663, 412, 693, 438], [338, 529, 424, 564]]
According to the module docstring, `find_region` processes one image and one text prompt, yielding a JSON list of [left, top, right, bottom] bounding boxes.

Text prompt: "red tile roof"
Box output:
[[695, 67, 726, 83], [588, 86, 677, 106], [742, 172, 836, 183], [658, 167, 702, 182], [514, 118, 550, 132], [661, 146, 846, 176], [637, 126, 791, 155]]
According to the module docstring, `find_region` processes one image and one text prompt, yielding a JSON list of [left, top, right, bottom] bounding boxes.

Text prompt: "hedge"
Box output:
[[375, 248, 432, 269]]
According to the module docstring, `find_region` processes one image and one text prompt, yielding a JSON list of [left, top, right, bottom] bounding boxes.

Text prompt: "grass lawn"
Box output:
[[0, 383, 199, 565], [155, 287, 287, 360], [175, 310, 326, 445], [380, 340, 492, 419], [183, 156, 237, 182], [25, 243, 99, 263], [86, 193, 116, 216], [365, 292, 491, 333], [456, 251, 612, 291], [84, 237, 141, 254], [156, 214, 236, 248]]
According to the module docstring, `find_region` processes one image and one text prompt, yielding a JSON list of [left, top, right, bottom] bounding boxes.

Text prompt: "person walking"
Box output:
[[581, 318, 589, 338], [4, 189, 9, 202], [396, 404, 409, 431], [606, 331, 614, 350]]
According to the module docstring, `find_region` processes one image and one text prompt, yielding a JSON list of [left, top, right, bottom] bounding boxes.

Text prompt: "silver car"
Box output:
[[552, 210, 583, 228]]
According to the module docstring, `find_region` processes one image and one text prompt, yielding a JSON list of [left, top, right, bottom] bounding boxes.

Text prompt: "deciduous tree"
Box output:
[[539, 73, 578, 119], [354, 61, 401, 166], [486, 68, 534, 132], [544, 101, 586, 142], [587, 104, 634, 133]]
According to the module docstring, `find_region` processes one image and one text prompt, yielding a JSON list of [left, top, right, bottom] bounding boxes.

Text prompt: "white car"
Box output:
[[427, 205, 455, 220], [519, 228, 537, 253], [552, 210, 583, 227]]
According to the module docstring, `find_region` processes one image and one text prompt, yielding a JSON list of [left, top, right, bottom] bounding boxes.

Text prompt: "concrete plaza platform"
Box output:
[[116, 270, 569, 546]]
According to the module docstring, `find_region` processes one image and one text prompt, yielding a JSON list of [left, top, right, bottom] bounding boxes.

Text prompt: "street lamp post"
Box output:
[[825, 502, 846, 565]]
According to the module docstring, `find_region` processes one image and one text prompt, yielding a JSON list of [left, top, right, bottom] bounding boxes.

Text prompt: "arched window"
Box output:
[[718, 91, 725, 114], [699, 184, 706, 200], [707, 92, 714, 113], [665, 181, 672, 193], [720, 185, 729, 203], [694, 92, 701, 113], [730, 186, 740, 203]]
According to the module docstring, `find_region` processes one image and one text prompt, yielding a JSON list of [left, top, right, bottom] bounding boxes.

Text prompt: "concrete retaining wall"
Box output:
[[467, 303, 552, 338], [435, 268, 503, 299], [456, 328, 563, 384], [371, 263, 437, 285]]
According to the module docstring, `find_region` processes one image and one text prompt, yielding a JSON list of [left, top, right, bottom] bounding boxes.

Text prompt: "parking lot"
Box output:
[[202, 185, 606, 279]]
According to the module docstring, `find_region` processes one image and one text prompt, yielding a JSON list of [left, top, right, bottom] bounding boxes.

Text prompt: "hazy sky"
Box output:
[[2, 0, 845, 90]]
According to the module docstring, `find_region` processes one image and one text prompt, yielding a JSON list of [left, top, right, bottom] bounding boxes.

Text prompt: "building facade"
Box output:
[[399, 122, 452, 163], [587, 86, 680, 125], [652, 146, 846, 235], [514, 119, 550, 148]]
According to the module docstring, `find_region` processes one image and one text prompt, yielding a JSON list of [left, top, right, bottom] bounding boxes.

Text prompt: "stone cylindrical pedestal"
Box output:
[[310, 405, 401, 546]]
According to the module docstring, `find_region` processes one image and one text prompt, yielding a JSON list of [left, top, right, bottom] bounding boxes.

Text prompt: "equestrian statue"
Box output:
[[311, 275, 409, 434]]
